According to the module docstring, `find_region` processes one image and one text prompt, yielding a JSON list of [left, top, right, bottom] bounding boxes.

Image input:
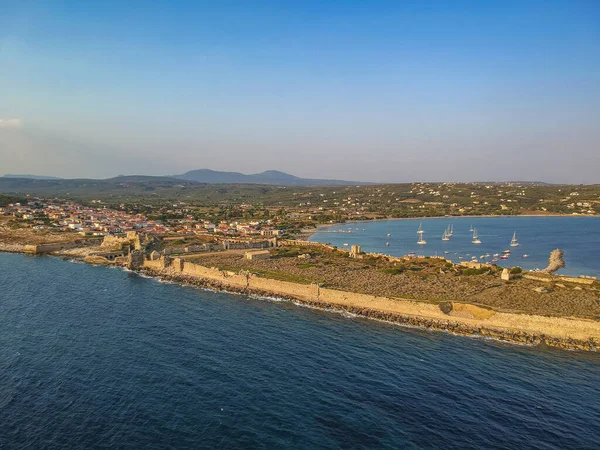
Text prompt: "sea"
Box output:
[[309, 216, 600, 277], [1, 253, 599, 449]]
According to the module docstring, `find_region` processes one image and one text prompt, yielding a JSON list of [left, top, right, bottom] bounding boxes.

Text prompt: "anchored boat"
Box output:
[[510, 231, 520, 247]]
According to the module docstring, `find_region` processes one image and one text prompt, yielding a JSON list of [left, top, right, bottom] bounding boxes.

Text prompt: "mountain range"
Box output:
[[172, 169, 366, 186], [1, 169, 366, 186]]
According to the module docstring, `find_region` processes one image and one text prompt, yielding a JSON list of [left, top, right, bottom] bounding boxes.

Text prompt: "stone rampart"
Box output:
[[280, 239, 337, 250], [248, 276, 318, 301], [24, 241, 81, 254], [139, 256, 600, 350], [524, 273, 595, 285]]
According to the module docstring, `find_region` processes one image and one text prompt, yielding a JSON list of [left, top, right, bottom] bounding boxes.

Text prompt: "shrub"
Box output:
[[462, 268, 490, 276], [380, 266, 406, 275], [510, 266, 523, 274]]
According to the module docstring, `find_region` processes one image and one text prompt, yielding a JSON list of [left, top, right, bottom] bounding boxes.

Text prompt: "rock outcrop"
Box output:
[[541, 249, 565, 274]]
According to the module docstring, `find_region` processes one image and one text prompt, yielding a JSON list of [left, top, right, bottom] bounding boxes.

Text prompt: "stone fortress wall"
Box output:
[[141, 255, 600, 350]]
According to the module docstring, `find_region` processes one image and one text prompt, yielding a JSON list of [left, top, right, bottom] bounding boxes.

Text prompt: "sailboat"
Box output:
[[469, 224, 474, 232], [442, 230, 450, 241], [472, 228, 482, 244], [417, 222, 424, 234], [447, 224, 454, 237], [510, 231, 520, 247], [417, 233, 427, 245]]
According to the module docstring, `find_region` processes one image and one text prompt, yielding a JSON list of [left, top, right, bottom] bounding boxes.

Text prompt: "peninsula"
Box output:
[[2, 206, 599, 351]]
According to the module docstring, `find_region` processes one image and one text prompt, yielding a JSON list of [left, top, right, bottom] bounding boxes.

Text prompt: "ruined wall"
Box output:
[[101, 232, 142, 251], [182, 263, 249, 289], [524, 273, 595, 285], [138, 256, 600, 349], [127, 250, 145, 270], [24, 241, 81, 254], [144, 259, 164, 271], [101, 235, 129, 249], [248, 276, 318, 301]]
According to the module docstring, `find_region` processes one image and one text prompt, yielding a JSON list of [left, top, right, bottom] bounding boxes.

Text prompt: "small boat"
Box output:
[[447, 224, 454, 236], [386, 242, 390, 246], [510, 231, 520, 247], [472, 228, 482, 244], [493, 253, 499, 257], [470, 224, 474, 232], [501, 249, 511, 254], [523, 254, 529, 258], [417, 233, 426, 245], [492, 258, 499, 263], [387, 233, 391, 237], [458, 256, 464, 259], [417, 222, 424, 234], [500, 255, 509, 260], [343, 243, 349, 246], [444, 251, 449, 254], [408, 251, 416, 256]]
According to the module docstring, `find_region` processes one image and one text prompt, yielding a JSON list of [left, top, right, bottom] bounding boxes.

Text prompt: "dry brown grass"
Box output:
[[196, 249, 600, 319]]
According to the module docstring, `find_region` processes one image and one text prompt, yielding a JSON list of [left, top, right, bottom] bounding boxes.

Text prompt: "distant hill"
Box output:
[[174, 169, 367, 186], [2, 174, 62, 180]]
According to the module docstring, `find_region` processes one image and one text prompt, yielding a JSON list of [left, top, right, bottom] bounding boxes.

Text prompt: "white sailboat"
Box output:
[[417, 222, 424, 234], [469, 224, 474, 232], [510, 231, 520, 247], [447, 224, 454, 237], [442, 230, 450, 241], [472, 228, 482, 244], [417, 233, 427, 245]]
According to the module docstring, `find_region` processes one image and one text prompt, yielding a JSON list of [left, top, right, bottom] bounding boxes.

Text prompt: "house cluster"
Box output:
[[1, 200, 286, 238], [1, 201, 169, 234]]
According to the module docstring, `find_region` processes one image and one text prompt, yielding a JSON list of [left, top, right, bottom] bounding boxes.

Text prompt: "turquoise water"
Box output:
[[309, 216, 600, 277], [1, 253, 599, 449]]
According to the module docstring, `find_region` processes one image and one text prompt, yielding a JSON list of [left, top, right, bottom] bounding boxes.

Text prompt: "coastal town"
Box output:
[[0, 199, 286, 238], [1, 183, 599, 351], [1, 181, 599, 240]]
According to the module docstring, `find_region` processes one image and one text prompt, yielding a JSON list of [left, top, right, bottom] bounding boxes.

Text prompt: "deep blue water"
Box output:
[[1, 253, 599, 449], [309, 216, 600, 277]]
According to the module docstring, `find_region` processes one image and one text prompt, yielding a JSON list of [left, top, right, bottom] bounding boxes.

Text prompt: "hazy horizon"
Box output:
[[1, 1, 599, 183]]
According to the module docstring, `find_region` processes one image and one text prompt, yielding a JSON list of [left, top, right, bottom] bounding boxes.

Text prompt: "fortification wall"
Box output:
[[525, 273, 595, 285], [247, 276, 318, 301], [101, 235, 129, 249], [180, 261, 249, 289], [280, 239, 337, 250], [138, 256, 600, 349], [24, 241, 81, 254], [143, 259, 164, 271]]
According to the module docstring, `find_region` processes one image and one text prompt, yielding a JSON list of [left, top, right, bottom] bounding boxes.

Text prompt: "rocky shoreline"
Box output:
[[1, 241, 598, 352], [139, 267, 598, 352]]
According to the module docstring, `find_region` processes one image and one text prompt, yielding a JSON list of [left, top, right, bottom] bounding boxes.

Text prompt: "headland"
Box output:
[[2, 219, 599, 351]]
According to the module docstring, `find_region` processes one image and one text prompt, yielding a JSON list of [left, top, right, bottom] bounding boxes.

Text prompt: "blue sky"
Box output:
[[1, 0, 599, 182]]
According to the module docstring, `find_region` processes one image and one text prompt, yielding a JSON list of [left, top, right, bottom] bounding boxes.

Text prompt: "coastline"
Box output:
[[1, 247, 598, 351], [303, 214, 599, 241], [3, 211, 600, 353], [139, 257, 600, 352]]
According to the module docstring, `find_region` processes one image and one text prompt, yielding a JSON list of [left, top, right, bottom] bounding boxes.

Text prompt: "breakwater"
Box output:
[[142, 257, 600, 351]]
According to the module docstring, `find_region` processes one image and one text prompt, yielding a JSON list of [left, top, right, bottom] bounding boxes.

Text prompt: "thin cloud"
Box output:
[[0, 118, 23, 128]]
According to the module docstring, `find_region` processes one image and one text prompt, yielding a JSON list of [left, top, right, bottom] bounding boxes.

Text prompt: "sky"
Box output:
[[1, 0, 599, 183]]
